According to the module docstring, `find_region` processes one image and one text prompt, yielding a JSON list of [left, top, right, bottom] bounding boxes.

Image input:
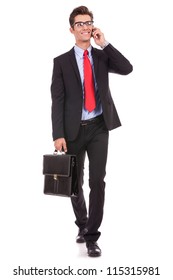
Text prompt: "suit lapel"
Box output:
[[68, 48, 81, 83], [92, 47, 99, 76]]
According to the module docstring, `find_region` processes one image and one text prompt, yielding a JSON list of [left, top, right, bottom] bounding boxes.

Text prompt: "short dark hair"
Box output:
[[69, 6, 94, 27]]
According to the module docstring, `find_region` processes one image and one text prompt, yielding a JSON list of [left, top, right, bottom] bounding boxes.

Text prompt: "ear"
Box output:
[[69, 27, 74, 34]]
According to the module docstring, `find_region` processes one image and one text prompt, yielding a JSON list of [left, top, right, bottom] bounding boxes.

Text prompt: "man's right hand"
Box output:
[[54, 138, 67, 153]]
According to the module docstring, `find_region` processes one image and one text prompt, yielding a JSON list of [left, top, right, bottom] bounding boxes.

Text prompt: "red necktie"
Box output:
[[83, 50, 96, 112]]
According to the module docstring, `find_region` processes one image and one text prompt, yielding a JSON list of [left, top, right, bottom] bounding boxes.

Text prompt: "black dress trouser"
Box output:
[[67, 116, 109, 242]]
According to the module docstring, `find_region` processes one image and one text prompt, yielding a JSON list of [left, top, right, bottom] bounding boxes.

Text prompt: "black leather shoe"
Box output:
[[76, 228, 88, 243], [86, 241, 101, 257]]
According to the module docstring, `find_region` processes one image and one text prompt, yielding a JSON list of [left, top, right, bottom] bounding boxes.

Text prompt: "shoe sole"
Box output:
[[76, 239, 86, 243], [88, 252, 101, 257]]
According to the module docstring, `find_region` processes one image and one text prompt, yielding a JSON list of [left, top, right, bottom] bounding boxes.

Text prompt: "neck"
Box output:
[[75, 41, 91, 50]]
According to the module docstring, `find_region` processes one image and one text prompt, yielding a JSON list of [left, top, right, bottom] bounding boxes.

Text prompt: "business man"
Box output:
[[51, 6, 133, 257]]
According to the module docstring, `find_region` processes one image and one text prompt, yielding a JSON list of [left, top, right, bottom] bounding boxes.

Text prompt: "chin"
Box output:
[[82, 38, 90, 42]]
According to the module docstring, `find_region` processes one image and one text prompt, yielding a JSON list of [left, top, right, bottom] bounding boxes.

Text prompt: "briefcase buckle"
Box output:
[[53, 174, 58, 180]]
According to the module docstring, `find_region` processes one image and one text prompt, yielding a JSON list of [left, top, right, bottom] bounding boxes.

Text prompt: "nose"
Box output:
[[83, 23, 89, 29]]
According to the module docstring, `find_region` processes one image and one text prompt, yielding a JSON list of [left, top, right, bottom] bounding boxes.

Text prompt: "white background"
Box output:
[[0, 0, 173, 279]]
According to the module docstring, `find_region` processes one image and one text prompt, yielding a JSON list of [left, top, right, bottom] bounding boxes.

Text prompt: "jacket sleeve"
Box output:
[[50, 58, 65, 141], [103, 43, 133, 75]]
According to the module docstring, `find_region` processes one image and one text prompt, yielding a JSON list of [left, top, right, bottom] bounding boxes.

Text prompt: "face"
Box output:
[[70, 15, 93, 44]]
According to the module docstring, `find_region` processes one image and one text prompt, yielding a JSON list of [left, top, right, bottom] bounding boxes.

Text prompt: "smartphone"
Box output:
[[92, 28, 99, 39], [91, 28, 95, 37]]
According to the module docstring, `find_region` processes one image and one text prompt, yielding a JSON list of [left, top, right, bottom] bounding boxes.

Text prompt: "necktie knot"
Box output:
[[83, 50, 89, 57]]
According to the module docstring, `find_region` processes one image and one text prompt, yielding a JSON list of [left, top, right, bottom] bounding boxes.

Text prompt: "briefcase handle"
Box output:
[[54, 149, 66, 155]]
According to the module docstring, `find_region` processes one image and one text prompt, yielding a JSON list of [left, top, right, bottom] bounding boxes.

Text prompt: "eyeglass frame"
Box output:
[[72, 21, 94, 28]]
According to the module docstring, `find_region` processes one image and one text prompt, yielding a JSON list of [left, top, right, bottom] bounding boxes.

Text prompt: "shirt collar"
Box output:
[[74, 44, 92, 59]]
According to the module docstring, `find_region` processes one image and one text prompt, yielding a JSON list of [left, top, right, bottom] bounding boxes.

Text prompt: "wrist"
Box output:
[[100, 40, 109, 49]]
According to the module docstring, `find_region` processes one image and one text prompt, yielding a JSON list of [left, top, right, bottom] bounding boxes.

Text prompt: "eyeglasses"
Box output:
[[73, 21, 94, 28]]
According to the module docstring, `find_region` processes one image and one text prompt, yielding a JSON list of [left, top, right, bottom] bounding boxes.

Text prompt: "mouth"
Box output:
[[81, 31, 91, 35]]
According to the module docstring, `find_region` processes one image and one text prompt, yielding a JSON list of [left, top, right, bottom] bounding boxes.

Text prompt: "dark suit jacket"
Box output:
[[51, 44, 133, 141]]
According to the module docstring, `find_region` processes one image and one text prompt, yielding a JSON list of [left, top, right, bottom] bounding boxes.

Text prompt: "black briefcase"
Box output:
[[43, 153, 78, 197]]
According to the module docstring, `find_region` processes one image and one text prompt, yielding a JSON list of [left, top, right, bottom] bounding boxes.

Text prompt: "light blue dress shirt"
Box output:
[[74, 45, 103, 120]]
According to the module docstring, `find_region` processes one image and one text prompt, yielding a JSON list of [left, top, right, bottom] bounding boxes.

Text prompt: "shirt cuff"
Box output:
[[100, 41, 109, 49]]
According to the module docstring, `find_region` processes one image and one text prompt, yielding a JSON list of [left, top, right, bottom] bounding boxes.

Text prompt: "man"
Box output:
[[51, 6, 133, 257]]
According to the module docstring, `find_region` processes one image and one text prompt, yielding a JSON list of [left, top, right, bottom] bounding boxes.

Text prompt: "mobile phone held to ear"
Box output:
[[91, 28, 95, 37], [92, 28, 99, 39]]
